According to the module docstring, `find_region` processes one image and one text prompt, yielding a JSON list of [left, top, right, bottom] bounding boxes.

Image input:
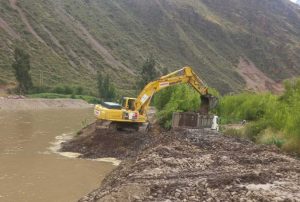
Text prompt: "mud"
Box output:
[[61, 124, 300, 202]]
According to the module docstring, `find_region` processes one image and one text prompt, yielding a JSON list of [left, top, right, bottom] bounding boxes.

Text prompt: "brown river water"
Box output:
[[0, 108, 115, 202]]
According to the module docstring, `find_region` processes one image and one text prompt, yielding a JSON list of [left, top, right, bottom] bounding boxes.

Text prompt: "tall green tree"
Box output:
[[12, 48, 33, 94], [137, 56, 158, 90], [97, 72, 116, 101]]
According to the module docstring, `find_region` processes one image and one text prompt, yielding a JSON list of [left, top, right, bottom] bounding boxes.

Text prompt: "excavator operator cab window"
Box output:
[[128, 99, 135, 111], [121, 97, 136, 111]]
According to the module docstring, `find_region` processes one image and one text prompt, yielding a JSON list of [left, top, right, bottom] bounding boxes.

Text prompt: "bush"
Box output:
[[216, 93, 276, 124], [63, 85, 73, 94], [50, 85, 87, 95], [28, 86, 51, 94], [75, 86, 84, 95], [52, 86, 65, 94], [217, 78, 300, 154]]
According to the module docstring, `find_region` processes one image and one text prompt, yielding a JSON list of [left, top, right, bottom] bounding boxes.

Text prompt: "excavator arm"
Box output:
[[134, 66, 215, 115]]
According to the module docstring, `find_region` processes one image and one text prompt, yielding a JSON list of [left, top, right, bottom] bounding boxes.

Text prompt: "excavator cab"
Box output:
[[121, 97, 136, 111]]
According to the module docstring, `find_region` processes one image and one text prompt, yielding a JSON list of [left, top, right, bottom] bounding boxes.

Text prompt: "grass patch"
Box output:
[[223, 128, 244, 138]]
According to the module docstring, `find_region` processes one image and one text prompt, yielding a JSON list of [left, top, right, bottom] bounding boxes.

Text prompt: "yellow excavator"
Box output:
[[94, 66, 217, 131]]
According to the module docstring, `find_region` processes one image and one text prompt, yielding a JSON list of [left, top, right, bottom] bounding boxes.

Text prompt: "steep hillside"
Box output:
[[0, 0, 299, 94]]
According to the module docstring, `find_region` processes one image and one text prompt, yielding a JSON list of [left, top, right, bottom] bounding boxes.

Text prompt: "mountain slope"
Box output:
[[0, 0, 299, 94]]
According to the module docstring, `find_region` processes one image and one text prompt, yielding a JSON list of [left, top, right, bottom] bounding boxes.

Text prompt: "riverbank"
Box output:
[[0, 97, 91, 110], [61, 124, 300, 201]]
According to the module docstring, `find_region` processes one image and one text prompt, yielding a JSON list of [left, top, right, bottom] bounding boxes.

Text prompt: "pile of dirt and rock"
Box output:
[[62, 125, 300, 202], [60, 122, 162, 160]]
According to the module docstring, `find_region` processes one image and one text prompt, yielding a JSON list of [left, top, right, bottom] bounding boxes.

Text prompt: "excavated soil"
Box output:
[[61, 124, 300, 202], [60, 123, 161, 159]]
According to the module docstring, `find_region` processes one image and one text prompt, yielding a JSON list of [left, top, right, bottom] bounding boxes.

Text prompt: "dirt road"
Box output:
[[62, 125, 300, 202]]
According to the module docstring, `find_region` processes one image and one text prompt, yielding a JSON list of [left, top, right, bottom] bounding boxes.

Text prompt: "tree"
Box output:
[[12, 48, 33, 94], [137, 56, 158, 90], [97, 72, 116, 101]]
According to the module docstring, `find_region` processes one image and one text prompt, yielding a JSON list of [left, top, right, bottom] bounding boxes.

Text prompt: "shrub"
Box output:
[[75, 86, 84, 95], [217, 78, 300, 154]]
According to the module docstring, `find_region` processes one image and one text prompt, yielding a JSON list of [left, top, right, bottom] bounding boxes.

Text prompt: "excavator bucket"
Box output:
[[199, 94, 218, 115], [171, 94, 218, 129]]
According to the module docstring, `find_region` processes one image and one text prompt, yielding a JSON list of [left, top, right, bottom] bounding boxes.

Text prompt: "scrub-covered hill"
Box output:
[[0, 0, 299, 94]]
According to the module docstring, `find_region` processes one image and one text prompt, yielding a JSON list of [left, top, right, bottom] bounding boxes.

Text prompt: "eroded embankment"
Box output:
[[61, 124, 300, 202]]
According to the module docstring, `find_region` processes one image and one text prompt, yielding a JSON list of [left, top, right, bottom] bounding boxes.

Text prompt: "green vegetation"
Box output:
[[97, 73, 116, 101], [153, 85, 219, 129], [216, 93, 277, 124], [137, 56, 158, 90], [1, 0, 299, 93], [12, 48, 33, 94], [218, 79, 300, 154]]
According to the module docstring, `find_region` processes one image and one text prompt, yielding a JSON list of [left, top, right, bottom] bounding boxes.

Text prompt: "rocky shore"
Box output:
[[61, 124, 300, 202]]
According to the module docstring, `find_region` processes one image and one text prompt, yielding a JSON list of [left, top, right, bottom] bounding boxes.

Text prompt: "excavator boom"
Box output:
[[134, 67, 215, 115]]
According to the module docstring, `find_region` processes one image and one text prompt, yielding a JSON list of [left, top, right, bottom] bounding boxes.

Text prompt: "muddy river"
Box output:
[[0, 108, 115, 202]]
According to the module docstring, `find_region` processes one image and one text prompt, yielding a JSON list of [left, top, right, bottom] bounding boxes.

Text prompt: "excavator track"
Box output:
[[96, 120, 149, 132]]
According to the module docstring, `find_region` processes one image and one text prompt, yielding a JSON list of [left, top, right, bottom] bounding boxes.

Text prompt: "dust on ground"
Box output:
[[61, 123, 300, 202]]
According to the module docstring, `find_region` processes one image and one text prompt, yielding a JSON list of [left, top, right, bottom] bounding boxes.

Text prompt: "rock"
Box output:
[[207, 197, 213, 202], [80, 196, 89, 201], [132, 195, 140, 200]]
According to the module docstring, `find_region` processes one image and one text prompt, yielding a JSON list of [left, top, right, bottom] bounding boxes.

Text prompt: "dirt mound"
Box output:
[[60, 123, 162, 159], [72, 128, 300, 202]]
